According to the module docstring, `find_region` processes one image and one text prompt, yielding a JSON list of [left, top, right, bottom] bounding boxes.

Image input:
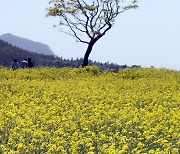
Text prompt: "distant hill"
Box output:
[[0, 39, 71, 67], [0, 39, 130, 70], [0, 33, 55, 56]]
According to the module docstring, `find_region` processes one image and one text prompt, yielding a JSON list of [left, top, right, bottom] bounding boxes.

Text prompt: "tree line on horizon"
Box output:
[[0, 39, 128, 70]]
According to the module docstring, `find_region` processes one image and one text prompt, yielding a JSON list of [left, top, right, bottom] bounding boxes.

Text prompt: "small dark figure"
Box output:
[[27, 58, 33, 68], [21, 58, 28, 68], [11, 59, 19, 70]]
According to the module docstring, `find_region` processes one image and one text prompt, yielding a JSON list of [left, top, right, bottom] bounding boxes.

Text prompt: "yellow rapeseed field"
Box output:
[[0, 66, 179, 153]]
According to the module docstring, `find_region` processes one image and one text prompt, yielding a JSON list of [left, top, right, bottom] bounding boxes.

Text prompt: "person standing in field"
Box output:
[[27, 58, 33, 68], [11, 59, 20, 70], [21, 58, 28, 68]]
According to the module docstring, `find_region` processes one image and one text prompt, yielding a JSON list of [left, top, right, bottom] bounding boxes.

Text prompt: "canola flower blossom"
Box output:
[[0, 66, 179, 153]]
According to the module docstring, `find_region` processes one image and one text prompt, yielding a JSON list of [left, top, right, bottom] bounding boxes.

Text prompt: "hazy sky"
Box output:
[[0, 0, 180, 70]]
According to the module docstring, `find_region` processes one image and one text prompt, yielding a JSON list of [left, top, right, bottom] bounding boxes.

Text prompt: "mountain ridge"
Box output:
[[0, 33, 55, 56]]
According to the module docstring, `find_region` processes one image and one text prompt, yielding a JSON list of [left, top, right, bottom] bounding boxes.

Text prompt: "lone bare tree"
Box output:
[[47, 0, 138, 66]]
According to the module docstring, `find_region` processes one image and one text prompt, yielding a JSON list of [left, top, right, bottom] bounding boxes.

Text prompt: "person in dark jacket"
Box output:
[[27, 58, 33, 68]]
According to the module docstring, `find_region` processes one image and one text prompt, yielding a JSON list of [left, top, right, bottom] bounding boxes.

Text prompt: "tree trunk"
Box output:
[[82, 33, 106, 67], [82, 41, 95, 67]]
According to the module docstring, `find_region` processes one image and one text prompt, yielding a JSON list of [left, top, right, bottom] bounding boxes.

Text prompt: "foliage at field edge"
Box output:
[[0, 66, 179, 153]]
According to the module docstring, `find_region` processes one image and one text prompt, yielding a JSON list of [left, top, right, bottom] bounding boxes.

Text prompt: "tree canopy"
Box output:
[[47, 0, 138, 66]]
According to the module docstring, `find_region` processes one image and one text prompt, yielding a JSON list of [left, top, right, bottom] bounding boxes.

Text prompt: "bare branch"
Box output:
[[47, 0, 138, 43], [63, 16, 89, 44]]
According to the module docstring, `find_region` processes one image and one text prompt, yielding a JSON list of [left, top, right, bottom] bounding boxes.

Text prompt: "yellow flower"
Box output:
[[172, 148, 179, 154], [0, 67, 179, 153]]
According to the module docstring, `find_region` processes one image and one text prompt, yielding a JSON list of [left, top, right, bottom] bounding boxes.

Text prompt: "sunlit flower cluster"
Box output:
[[0, 66, 179, 153]]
